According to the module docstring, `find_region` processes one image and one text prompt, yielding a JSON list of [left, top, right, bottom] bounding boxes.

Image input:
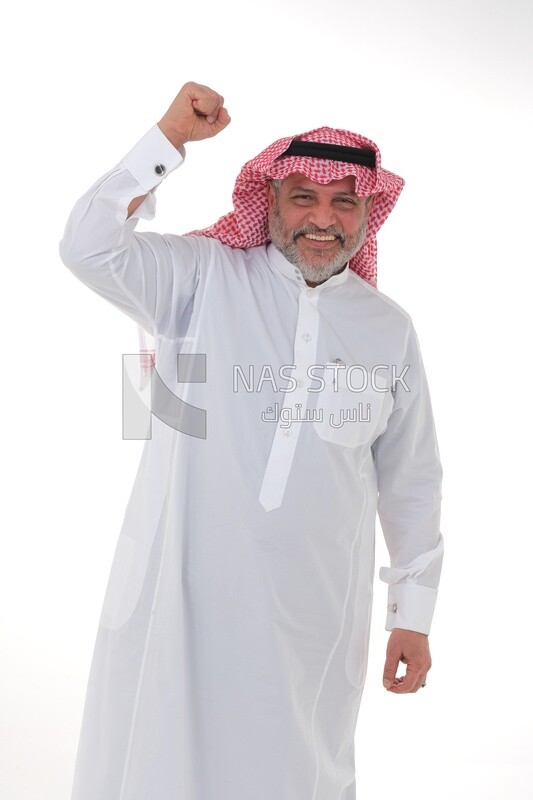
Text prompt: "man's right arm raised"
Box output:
[[59, 82, 230, 336]]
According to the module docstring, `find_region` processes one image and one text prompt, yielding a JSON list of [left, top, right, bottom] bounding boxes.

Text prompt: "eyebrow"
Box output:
[[288, 185, 358, 197]]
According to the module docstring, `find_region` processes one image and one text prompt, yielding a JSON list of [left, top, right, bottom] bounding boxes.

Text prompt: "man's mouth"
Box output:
[[303, 233, 337, 241]]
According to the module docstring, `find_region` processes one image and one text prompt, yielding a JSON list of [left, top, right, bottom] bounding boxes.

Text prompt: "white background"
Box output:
[[1, 0, 532, 797]]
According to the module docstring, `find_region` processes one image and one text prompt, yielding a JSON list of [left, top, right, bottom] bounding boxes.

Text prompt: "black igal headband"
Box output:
[[281, 140, 376, 168]]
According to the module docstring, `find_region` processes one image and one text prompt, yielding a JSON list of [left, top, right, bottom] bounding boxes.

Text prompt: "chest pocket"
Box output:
[[312, 363, 391, 448]]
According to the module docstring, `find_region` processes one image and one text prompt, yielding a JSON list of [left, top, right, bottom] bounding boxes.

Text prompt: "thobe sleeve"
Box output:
[[59, 124, 201, 337], [371, 320, 444, 635]]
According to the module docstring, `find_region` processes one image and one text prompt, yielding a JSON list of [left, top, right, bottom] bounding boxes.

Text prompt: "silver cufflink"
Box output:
[[387, 603, 398, 613], [154, 163, 166, 176]]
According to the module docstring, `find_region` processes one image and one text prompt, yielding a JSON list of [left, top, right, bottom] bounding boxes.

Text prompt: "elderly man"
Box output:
[[59, 81, 443, 800]]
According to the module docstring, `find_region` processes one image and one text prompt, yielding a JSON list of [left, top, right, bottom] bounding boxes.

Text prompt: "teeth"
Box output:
[[304, 234, 336, 241]]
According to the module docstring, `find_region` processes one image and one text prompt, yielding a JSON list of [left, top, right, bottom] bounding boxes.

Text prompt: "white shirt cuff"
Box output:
[[120, 124, 186, 193], [384, 583, 438, 634]]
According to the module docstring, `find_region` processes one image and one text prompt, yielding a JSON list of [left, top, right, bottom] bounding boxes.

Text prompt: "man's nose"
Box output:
[[307, 203, 339, 230]]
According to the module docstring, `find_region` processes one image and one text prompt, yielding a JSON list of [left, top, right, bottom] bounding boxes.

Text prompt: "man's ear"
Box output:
[[366, 194, 376, 213], [266, 181, 276, 212]]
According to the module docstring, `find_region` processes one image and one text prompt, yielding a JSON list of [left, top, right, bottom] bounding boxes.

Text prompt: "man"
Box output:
[[60, 81, 443, 800]]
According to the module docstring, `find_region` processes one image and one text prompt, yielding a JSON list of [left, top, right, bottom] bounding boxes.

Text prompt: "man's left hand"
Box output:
[[382, 628, 431, 693]]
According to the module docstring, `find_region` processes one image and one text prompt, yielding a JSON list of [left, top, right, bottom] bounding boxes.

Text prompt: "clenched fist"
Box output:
[[157, 81, 231, 150]]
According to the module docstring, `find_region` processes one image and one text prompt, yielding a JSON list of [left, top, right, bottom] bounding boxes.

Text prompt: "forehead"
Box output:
[[281, 172, 357, 194]]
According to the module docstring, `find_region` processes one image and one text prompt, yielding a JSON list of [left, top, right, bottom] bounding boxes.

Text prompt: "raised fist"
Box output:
[[157, 81, 231, 149]]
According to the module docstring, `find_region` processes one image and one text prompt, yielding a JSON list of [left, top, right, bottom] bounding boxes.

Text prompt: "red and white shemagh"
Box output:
[[138, 126, 405, 370]]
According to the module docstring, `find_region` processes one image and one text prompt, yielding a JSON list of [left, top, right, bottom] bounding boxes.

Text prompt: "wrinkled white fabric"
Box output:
[[59, 124, 443, 800]]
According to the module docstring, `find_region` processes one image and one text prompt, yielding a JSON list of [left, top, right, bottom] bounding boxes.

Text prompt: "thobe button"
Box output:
[[154, 163, 166, 176], [302, 333, 312, 342], [296, 379, 304, 388], [306, 289, 314, 297], [282, 429, 292, 437], [388, 603, 398, 613]]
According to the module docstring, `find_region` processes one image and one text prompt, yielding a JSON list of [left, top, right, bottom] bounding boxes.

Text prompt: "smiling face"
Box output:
[[267, 172, 374, 286]]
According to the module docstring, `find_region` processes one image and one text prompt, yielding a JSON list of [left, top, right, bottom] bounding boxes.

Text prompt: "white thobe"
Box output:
[[59, 124, 444, 800]]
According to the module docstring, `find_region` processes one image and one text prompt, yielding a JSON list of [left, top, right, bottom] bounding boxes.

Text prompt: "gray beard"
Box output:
[[296, 255, 352, 285], [268, 210, 368, 285]]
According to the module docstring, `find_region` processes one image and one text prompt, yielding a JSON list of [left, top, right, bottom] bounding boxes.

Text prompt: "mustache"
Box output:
[[292, 225, 346, 245]]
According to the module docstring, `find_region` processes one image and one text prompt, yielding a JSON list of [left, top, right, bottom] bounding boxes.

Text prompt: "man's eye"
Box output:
[[335, 198, 357, 206], [291, 194, 313, 201]]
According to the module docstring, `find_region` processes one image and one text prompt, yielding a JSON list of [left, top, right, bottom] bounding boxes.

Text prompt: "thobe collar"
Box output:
[[266, 242, 350, 292]]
